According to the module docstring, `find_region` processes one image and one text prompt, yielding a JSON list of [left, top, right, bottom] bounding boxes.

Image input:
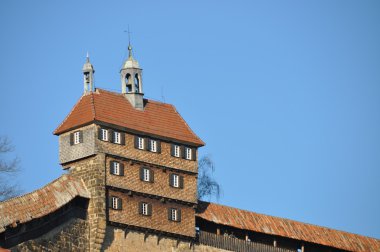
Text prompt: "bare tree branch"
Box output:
[[197, 155, 222, 201], [0, 136, 21, 201], [0, 136, 13, 153], [0, 158, 20, 173]]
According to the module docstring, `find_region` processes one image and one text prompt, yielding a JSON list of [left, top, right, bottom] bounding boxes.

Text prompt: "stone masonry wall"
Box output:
[[106, 156, 197, 203], [59, 124, 96, 164], [11, 218, 89, 252], [96, 126, 198, 173], [64, 155, 107, 252], [108, 189, 195, 238], [103, 227, 230, 252]]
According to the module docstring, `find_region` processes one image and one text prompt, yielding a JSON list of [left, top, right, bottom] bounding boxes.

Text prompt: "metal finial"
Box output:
[[125, 26, 133, 58], [86, 52, 90, 63]]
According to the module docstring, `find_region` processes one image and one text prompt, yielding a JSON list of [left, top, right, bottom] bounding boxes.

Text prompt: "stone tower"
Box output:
[[53, 49, 204, 250]]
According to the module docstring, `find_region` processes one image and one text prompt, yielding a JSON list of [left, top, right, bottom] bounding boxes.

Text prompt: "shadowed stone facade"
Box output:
[[11, 218, 89, 252]]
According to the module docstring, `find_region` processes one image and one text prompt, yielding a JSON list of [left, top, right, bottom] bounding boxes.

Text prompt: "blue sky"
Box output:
[[0, 0, 379, 239]]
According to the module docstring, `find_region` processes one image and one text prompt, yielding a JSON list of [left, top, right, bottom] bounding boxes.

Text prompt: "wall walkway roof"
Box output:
[[196, 201, 380, 252], [0, 175, 89, 233]]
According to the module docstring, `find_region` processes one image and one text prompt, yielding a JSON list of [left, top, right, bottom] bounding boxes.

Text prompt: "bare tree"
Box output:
[[0, 136, 21, 201], [198, 155, 221, 201]]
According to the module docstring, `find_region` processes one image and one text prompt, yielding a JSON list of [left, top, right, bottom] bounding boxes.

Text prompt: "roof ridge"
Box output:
[[96, 88, 124, 96], [97, 88, 172, 106]]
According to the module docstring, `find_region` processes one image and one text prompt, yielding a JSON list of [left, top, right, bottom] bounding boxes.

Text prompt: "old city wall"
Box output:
[[11, 218, 89, 252], [102, 227, 230, 252], [63, 154, 107, 251]]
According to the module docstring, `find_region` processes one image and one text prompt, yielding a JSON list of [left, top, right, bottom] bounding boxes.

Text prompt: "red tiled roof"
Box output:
[[196, 201, 380, 252], [54, 89, 204, 146], [0, 175, 90, 233]]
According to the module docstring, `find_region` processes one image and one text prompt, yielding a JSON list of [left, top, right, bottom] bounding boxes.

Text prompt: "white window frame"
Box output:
[[113, 162, 120, 175], [185, 147, 192, 160], [174, 145, 180, 157], [142, 202, 148, 216], [101, 128, 108, 141], [138, 137, 144, 150], [173, 174, 179, 188], [113, 131, 121, 144], [112, 197, 119, 209], [150, 139, 157, 152], [143, 168, 150, 182], [171, 208, 178, 221], [73, 131, 81, 145]]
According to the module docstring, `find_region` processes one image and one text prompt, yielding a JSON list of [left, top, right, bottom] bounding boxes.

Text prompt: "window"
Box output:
[[140, 167, 154, 182], [110, 196, 122, 210], [185, 147, 192, 160], [168, 208, 181, 222], [135, 136, 160, 153], [70, 131, 83, 145], [143, 168, 150, 182], [171, 144, 195, 160], [173, 174, 179, 187], [139, 202, 152, 216], [142, 202, 148, 215], [110, 161, 124, 176], [150, 139, 157, 152], [74, 131, 81, 145], [138, 137, 144, 150], [174, 145, 180, 157], [170, 174, 183, 188], [101, 128, 108, 141], [113, 162, 120, 175], [113, 131, 121, 144]]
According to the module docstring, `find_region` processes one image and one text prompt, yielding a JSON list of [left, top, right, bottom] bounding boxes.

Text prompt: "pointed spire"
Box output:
[[86, 51, 90, 63]]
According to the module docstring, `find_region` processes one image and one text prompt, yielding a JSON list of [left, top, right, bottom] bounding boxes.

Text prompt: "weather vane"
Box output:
[[124, 26, 133, 57], [124, 26, 132, 46]]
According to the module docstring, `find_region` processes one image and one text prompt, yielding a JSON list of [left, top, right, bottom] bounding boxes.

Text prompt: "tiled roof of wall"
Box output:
[[196, 201, 380, 252], [53, 89, 204, 146], [0, 175, 89, 233]]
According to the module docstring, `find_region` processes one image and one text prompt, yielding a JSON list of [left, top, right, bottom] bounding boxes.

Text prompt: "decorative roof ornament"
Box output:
[[122, 27, 140, 69], [120, 27, 144, 109], [82, 52, 95, 94]]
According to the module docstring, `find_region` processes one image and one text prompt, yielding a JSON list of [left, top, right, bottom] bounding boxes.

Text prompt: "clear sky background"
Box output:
[[0, 0, 379, 239]]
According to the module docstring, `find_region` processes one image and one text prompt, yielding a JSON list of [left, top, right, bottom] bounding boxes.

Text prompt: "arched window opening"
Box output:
[[126, 74, 132, 92], [84, 72, 90, 84], [134, 74, 140, 93]]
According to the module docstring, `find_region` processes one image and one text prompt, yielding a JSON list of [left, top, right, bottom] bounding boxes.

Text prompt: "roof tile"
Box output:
[[54, 89, 204, 146], [0, 174, 90, 233], [196, 201, 380, 252]]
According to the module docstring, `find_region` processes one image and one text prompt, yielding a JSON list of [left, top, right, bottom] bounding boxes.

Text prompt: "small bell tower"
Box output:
[[82, 53, 95, 94], [120, 44, 144, 110]]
